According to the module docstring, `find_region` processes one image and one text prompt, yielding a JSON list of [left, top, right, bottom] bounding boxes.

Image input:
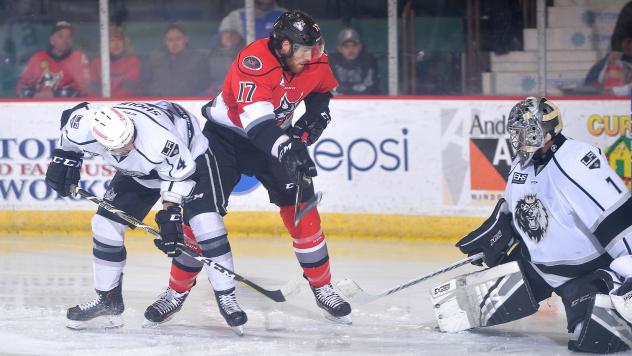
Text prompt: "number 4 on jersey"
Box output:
[[237, 82, 256, 102]]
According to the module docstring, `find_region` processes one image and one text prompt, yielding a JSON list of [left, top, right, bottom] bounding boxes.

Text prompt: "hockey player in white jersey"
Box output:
[[45, 101, 247, 332], [431, 97, 632, 353]]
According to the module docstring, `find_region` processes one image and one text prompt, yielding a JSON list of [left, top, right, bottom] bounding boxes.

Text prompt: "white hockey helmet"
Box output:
[[90, 107, 135, 151], [507, 97, 562, 166]]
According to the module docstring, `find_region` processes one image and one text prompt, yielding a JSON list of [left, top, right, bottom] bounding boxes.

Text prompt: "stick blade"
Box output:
[[336, 278, 378, 304], [279, 278, 302, 299], [336, 278, 364, 298]]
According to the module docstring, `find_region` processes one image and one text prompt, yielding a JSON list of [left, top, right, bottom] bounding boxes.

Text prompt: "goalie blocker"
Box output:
[[431, 260, 632, 353]]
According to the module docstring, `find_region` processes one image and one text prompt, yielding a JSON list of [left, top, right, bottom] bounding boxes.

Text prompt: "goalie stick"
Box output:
[[71, 186, 299, 303], [336, 252, 484, 304], [293, 171, 323, 226]]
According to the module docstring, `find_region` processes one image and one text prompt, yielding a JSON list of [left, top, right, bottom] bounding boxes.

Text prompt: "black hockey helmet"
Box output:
[[507, 97, 562, 166], [270, 10, 322, 50]]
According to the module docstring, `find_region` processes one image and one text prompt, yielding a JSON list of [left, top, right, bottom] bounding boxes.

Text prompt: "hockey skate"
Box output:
[[214, 287, 248, 336], [66, 283, 124, 330], [310, 283, 352, 325], [143, 287, 191, 328]]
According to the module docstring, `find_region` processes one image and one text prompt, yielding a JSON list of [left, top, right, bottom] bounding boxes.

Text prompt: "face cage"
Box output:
[[508, 119, 545, 165]]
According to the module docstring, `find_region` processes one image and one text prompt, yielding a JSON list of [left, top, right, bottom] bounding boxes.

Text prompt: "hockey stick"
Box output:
[[71, 186, 299, 302], [336, 252, 484, 304], [293, 172, 323, 226]]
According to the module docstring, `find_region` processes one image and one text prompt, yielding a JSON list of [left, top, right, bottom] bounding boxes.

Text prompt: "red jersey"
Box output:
[[17, 49, 89, 97], [89, 55, 141, 97], [207, 38, 338, 134]]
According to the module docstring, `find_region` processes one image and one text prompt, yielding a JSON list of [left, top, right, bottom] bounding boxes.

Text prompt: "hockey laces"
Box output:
[[78, 294, 102, 311], [315, 284, 346, 308], [218, 292, 242, 314], [151, 288, 186, 315]]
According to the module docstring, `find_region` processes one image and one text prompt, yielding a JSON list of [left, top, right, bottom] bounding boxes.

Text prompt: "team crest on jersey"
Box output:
[[243, 56, 262, 71], [69, 114, 82, 129], [274, 93, 301, 127], [580, 151, 600, 169], [103, 187, 117, 202], [515, 194, 549, 243], [161, 140, 180, 157]]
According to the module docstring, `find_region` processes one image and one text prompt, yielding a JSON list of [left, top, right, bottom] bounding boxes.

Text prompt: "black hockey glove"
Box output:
[[278, 139, 317, 182], [456, 198, 515, 267], [154, 205, 184, 258], [45, 149, 83, 197], [289, 111, 330, 146]]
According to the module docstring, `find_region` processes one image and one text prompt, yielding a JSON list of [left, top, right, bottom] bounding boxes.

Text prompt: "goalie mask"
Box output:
[[507, 97, 562, 166]]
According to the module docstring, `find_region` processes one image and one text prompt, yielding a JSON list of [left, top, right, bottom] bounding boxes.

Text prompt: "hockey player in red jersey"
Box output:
[[144, 10, 352, 327]]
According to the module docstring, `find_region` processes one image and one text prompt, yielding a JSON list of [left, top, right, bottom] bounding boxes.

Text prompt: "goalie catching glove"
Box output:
[[456, 198, 516, 267], [45, 149, 83, 197], [154, 205, 184, 257]]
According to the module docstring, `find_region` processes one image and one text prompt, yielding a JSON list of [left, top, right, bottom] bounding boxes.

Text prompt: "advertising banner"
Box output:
[[0, 98, 629, 217]]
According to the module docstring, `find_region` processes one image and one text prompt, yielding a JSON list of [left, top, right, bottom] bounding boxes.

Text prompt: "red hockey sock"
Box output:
[[280, 204, 331, 287], [168, 224, 201, 293], [169, 263, 199, 293]]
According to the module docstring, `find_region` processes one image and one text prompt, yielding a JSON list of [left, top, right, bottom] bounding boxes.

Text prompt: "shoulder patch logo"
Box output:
[[161, 140, 180, 157], [243, 56, 262, 71], [581, 151, 600, 169], [69, 114, 82, 129], [512, 172, 528, 184], [515, 194, 549, 243]]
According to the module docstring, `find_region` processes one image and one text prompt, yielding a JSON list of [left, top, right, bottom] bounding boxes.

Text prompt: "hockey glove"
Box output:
[[456, 198, 515, 267], [154, 205, 184, 257], [290, 111, 331, 146], [45, 149, 83, 197], [278, 139, 317, 182]]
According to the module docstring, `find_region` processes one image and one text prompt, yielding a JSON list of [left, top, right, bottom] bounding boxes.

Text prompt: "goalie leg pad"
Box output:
[[568, 294, 632, 354], [430, 261, 539, 332]]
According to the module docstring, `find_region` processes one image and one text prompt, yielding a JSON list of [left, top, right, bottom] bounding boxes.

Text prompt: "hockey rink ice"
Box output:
[[1, 235, 580, 355]]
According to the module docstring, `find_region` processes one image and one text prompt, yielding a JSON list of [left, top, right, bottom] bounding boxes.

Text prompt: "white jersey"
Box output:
[[59, 101, 208, 198], [505, 135, 632, 288]]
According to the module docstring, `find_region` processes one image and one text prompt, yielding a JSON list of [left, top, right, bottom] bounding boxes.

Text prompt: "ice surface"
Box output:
[[0, 236, 581, 355]]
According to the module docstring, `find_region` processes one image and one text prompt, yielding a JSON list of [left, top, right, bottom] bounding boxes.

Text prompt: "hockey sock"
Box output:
[[92, 215, 127, 291], [280, 204, 331, 287], [169, 262, 200, 293], [169, 223, 202, 292]]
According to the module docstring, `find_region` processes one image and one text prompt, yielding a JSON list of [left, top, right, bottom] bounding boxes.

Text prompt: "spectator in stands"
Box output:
[[220, 0, 285, 40], [89, 25, 140, 98], [329, 27, 380, 95], [141, 24, 210, 97], [16, 21, 89, 98], [584, 1, 632, 95], [207, 15, 246, 96]]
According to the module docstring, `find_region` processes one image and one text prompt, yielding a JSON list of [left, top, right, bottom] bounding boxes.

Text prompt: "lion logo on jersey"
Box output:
[[515, 194, 549, 243]]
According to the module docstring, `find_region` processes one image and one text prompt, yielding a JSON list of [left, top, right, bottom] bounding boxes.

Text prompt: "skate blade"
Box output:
[[230, 325, 245, 336], [66, 315, 124, 330], [322, 311, 352, 325], [141, 315, 174, 328]]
